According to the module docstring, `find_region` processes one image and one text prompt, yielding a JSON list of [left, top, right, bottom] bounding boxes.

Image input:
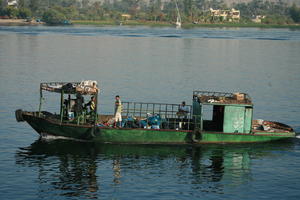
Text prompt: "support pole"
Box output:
[[94, 93, 98, 123], [60, 90, 64, 123], [38, 84, 43, 117]]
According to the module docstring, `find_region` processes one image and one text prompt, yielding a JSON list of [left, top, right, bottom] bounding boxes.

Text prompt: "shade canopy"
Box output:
[[40, 81, 99, 95]]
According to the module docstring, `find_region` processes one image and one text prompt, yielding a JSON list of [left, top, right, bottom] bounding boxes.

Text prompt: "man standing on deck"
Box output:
[[114, 95, 122, 127], [177, 101, 189, 129], [74, 93, 84, 117]]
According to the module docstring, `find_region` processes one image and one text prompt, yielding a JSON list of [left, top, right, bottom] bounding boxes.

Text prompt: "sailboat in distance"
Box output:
[[175, 0, 181, 28]]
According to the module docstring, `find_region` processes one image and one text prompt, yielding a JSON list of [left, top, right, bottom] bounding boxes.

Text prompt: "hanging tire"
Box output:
[[15, 109, 24, 122], [191, 130, 202, 143]]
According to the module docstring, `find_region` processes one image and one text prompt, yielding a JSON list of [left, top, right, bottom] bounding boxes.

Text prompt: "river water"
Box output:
[[0, 25, 300, 199]]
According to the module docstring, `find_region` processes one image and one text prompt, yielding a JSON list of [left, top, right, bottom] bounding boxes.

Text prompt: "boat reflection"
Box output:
[[15, 139, 295, 198]]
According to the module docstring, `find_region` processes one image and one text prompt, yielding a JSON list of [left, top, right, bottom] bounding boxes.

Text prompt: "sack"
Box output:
[[76, 80, 99, 94], [80, 80, 97, 87], [62, 83, 75, 93]]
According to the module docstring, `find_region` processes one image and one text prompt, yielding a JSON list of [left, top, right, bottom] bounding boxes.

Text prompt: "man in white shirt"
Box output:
[[178, 101, 189, 129], [178, 101, 189, 116], [114, 95, 122, 127]]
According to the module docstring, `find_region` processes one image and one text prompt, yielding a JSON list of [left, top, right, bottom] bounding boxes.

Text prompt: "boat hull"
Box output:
[[21, 112, 95, 140], [18, 111, 295, 144]]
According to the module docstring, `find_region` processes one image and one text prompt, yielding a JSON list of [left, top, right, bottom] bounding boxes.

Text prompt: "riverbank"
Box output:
[[0, 19, 44, 26], [73, 20, 300, 29]]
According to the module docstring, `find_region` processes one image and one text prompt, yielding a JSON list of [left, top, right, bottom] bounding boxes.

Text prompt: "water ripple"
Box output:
[[0, 25, 300, 41]]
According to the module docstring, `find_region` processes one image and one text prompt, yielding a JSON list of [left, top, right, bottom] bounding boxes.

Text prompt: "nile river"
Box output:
[[0, 25, 300, 199]]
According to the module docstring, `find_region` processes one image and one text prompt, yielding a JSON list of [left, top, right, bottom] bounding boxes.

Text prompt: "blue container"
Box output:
[[148, 115, 161, 126], [68, 112, 74, 120], [151, 125, 160, 129], [140, 120, 147, 128]]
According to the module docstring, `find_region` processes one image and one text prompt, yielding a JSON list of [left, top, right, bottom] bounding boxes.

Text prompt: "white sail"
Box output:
[[175, 0, 181, 28]]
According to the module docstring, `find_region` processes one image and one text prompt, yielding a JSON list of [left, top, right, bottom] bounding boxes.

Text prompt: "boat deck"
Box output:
[[36, 111, 293, 133]]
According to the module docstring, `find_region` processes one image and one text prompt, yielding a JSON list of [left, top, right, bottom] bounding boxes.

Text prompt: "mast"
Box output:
[[175, 0, 181, 28]]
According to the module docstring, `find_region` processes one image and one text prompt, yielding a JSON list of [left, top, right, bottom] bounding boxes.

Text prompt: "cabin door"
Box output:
[[223, 106, 245, 133], [212, 105, 224, 131]]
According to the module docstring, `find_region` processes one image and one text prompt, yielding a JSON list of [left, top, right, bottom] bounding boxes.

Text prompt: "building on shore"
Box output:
[[209, 8, 240, 22], [252, 15, 266, 23], [3, 0, 18, 8], [121, 14, 131, 20]]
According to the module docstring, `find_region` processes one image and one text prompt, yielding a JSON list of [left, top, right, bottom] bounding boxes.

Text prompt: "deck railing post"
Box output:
[[126, 102, 129, 117], [139, 103, 142, 118]]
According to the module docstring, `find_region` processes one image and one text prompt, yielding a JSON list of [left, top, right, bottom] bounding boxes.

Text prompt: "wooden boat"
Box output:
[[15, 81, 295, 144]]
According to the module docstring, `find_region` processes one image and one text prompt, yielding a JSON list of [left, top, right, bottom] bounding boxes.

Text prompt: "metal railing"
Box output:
[[121, 102, 193, 130]]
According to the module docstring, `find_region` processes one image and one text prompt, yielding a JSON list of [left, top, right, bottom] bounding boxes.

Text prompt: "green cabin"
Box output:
[[192, 91, 253, 134]]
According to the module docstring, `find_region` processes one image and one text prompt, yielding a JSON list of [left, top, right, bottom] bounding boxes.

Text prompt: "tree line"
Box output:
[[0, 0, 300, 24]]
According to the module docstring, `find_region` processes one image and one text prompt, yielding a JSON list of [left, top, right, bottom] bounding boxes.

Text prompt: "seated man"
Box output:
[[177, 101, 189, 117], [85, 96, 96, 113]]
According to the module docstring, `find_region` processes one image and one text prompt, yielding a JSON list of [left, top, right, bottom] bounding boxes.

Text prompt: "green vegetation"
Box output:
[[0, 0, 300, 26], [42, 8, 66, 25], [289, 4, 300, 23]]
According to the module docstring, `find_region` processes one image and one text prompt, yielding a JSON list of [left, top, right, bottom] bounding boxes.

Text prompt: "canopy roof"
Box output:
[[41, 81, 99, 95], [193, 91, 252, 105]]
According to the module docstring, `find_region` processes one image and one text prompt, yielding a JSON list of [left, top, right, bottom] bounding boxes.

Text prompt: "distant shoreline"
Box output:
[[1, 19, 299, 29], [72, 20, 300, 29]]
